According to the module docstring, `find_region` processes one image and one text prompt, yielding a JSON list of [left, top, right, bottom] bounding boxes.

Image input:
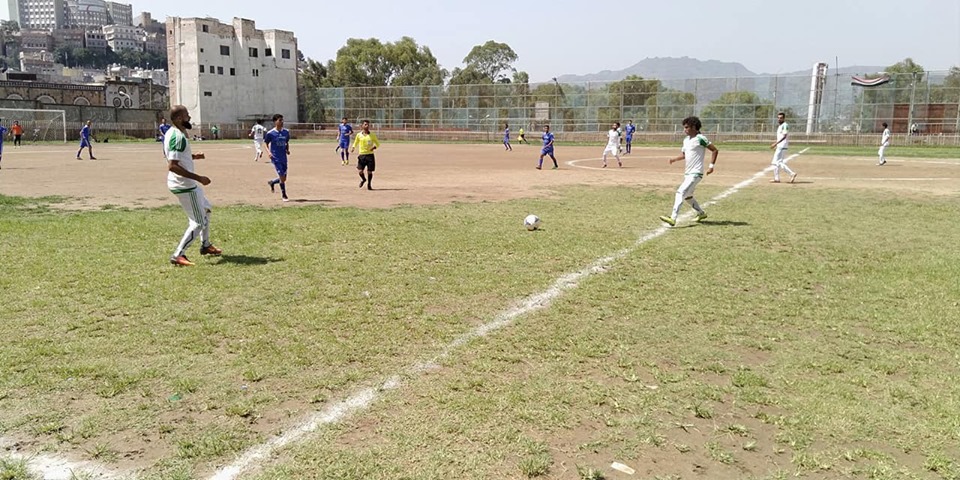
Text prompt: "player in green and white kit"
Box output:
[[878, 122, 890, 165], [165, 105, 222, 266], [770, 112, 796, 183], [602, 122, 622, 167], [659, 116, 718, 227]]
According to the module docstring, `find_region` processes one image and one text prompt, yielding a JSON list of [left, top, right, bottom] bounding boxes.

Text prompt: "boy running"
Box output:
[[350, 120, 380, 190], [249, 120, 266, 161], [536, 125, 558, 170], [503, 123, 512, 151], [602, 122, 622, 168], [659, 116, 718, 227], [264, 114, 291, 201], [337, 117, 353, 165], [76, 120, 95, 160]]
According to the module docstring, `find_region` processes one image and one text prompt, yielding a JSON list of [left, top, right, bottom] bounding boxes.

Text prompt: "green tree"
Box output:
[[602, 75, 663, 125], [329, 37, 446, 87], [930, 66, 960, 103], [461, 40, 518, 83], [700, 91, 775, 132], [645, 90, 695, 132], [388, 36, 446, 86], [883, 58, 925, 104]]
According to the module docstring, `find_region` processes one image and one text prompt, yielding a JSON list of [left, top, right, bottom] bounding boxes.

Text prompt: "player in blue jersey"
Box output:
[[536, 125, 558, 170], [158, 118, 171, 140], [336, 117, 353, 166], [503, 123, 512, 151], [265, 113, 292, 202], [76, 120, 95, 160], [624, 120, 636, 154]]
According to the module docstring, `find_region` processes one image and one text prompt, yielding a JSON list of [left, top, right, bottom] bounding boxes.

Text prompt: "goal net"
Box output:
[[0, 108, 67, 142]]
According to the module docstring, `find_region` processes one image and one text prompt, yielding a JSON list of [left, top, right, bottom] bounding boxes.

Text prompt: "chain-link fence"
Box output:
[[298, 70, 960, 145]]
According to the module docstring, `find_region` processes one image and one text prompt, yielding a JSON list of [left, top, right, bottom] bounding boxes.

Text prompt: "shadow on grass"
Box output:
[[213, 254, 283, 266], [284, 198, 336, 204], [698, 220, 750, 227]]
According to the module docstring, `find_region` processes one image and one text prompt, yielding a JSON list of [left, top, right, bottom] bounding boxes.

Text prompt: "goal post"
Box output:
[[0, 108, 67, 142]]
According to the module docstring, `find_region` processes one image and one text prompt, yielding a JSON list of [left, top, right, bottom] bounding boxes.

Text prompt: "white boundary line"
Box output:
[[207, 148, 808, 480], [803, 176, 954, 181], [0, 445, 125, 480]]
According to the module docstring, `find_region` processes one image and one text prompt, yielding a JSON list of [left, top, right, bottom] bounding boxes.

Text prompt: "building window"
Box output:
[[281, 49, 290, 59], [200, 47, 204, 53], [252, 69, 259, 77], [210, 65, 214, 73], [220, 45, 229, 55], [201, 24, 208, 33], [230, 68, 236, 76], [199, 65, 204, 73], [264, 48, 272, 57], [203, 91, 212, 97], [217, 66, 223, 75], [248, 47, 258, 57]]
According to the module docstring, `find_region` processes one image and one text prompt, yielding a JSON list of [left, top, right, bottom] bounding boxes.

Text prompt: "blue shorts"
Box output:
[[272, 158, 288, 177], [339, 138, 350, 149], [541, 147, 554, 156], [79, 139, 91, 147], [626, 136, 633, 143]]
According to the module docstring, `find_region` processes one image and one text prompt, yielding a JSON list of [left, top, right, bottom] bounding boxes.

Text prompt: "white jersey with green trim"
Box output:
[[776, 122, 789, 150], [606, 129, 620, 147], [164, 127, 196, 191], [682, 133, 711, 176]]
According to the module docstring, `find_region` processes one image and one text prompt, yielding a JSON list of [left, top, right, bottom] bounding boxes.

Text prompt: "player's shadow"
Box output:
[[286, 198, 335, 204], [696, 220, 750, 227], [367, 188, 407, 191], [213, 254, 283, 266]]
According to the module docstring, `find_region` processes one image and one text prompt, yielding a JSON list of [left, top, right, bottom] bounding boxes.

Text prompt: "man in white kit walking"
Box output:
[[770, 112, 797, 183]]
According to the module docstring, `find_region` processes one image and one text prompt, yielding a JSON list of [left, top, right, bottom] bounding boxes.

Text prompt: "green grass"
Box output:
[[3, 182, 960, 479]]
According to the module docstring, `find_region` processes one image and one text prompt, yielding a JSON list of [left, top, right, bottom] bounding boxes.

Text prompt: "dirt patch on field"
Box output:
[[2, 142, 957, 210]]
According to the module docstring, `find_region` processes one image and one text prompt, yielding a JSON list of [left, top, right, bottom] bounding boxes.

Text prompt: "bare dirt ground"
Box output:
[[1, 141, 958, 210]]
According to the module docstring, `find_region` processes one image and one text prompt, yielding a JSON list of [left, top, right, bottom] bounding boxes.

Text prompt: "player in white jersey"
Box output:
[[659, 116, 718, 227], [770, 112, 797, 183], [878, 122, 890, 165], [164, 105, 222, 266], [602, 122, 622, 168], [249, 119, 267, 161]]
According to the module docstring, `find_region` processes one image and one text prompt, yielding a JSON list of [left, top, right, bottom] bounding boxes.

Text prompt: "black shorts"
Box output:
[[357, 154, 376, 172]]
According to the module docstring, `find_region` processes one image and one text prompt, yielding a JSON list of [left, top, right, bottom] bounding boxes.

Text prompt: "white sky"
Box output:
[[5, 0, 959, 80]]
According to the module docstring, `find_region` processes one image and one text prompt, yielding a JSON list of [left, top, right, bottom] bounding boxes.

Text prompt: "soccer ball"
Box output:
[[524, 214, 541, 231]]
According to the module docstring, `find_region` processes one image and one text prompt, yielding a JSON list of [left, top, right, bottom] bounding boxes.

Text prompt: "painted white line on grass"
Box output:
[[565, 156, 664, 170], [0, 444, 125, 480], [207, 149, 808, 480]]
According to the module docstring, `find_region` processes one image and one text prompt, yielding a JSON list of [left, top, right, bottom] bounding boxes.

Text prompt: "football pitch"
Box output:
[[2, 141, 960, 479]]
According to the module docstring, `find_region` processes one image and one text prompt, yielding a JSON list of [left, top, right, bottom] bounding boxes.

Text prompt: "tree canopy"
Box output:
[[325, 37, 446, 87], [461, 40, 518, 83]]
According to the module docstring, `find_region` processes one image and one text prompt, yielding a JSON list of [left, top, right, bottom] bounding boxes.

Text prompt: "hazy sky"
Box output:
[[5, 0, 959, 80]]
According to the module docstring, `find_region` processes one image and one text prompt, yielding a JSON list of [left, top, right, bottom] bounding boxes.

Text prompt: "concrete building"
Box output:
[[167, 16, 298, 125], [19, 50, 60, 76], [102, 24, 141, 52], [142, 30, 164, 55], [51, 26, 85, 49], [104, 1, 130, 26], [134, 10, 163, 34], [18, 28, 54, 52], [7, 0, 67, 30], [83, 27, 106, 51], [64, 0, 110, 28]]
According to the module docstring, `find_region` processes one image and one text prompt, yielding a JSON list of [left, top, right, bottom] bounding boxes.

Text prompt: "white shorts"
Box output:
[[175, 187, 211, 224], [603, 145, 619, 156], [677, 174, 703, 198], [253, 140, 264, 153], [771, 148, 787, 165], [879, 143, 889, 156]]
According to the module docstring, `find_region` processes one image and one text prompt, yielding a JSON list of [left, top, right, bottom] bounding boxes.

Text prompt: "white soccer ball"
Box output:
[[524, 214, 541, 231]]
